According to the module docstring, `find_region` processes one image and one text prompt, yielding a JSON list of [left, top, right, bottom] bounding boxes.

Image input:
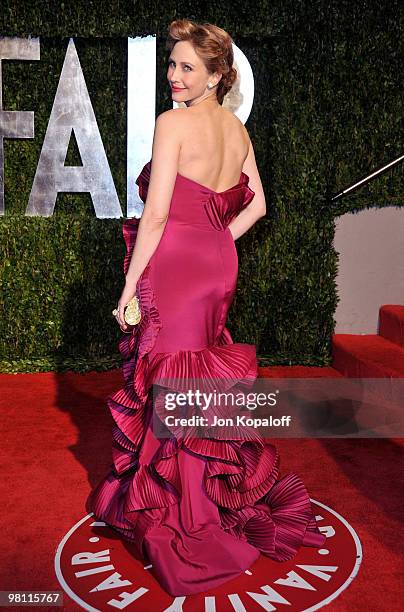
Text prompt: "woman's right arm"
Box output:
[[227, 138, 267, 241]]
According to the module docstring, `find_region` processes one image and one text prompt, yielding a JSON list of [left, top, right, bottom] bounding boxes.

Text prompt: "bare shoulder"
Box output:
[[152, 109, 186, 152], [236, 116, 252, 151], [154, 109, 190, 148], [151, 109, 182, 164], [222, 107, 251, 144], [155, 108, 185, 127]]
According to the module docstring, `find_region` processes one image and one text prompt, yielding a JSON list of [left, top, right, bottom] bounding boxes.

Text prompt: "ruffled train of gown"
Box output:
[[85, 215, 327, 597]]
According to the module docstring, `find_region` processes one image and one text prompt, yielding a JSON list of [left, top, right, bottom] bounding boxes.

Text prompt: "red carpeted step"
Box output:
[[258, 365, 343, 378], [332, 333, 404, 377], [379, 304, 404, 349]]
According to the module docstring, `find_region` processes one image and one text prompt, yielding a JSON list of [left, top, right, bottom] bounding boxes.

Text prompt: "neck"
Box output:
[[186, 94, 220, 109]]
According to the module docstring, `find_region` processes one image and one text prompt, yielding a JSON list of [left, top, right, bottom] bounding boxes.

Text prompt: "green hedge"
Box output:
[[0, 0, 402, 372]]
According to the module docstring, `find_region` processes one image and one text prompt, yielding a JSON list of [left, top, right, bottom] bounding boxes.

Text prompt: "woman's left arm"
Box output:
[[116, 110, 182, 331]]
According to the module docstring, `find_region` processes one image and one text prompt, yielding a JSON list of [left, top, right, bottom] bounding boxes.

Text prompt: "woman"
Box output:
[[86, 19, 326, 597]]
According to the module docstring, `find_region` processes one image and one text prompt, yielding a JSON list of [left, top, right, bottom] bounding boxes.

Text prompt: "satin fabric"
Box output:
[[85, 159, 326, 596]]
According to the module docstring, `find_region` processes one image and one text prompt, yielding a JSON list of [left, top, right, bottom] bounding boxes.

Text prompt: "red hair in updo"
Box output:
[[166, 19, 237, 105]]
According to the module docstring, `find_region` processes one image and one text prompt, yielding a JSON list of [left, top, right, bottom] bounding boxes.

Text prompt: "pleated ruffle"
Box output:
[[86, 213, 326, 568]]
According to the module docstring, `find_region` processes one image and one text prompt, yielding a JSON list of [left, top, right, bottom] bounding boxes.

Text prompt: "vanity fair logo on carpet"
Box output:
[[54, 500, 362, 611]]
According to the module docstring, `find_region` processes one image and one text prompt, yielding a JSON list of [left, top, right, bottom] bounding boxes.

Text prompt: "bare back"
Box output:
[[176, 106, 250, 193]]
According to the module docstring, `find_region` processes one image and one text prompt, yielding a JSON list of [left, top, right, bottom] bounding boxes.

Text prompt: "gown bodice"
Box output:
[[136, 159, 256, 231]]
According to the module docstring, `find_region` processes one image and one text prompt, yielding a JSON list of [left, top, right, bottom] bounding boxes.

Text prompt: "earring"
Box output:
[[207, 82, 214, 89]]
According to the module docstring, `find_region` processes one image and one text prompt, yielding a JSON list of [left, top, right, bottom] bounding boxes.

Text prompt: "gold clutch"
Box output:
[[124, 295, 142, 325]]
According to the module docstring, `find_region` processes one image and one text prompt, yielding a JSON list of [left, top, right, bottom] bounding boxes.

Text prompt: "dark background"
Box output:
[[0, 0, 402, 371]]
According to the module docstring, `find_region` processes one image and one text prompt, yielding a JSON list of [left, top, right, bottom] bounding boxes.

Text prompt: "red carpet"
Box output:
[[332, 305, 404, 377], [0, 366, 403, 610]]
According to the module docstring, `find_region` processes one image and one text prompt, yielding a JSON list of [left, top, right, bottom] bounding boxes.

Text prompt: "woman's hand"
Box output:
[[114, 281, 138, 333]]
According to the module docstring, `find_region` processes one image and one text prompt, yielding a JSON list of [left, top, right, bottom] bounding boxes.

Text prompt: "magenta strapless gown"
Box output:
[[85, 159, 326, 596]]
